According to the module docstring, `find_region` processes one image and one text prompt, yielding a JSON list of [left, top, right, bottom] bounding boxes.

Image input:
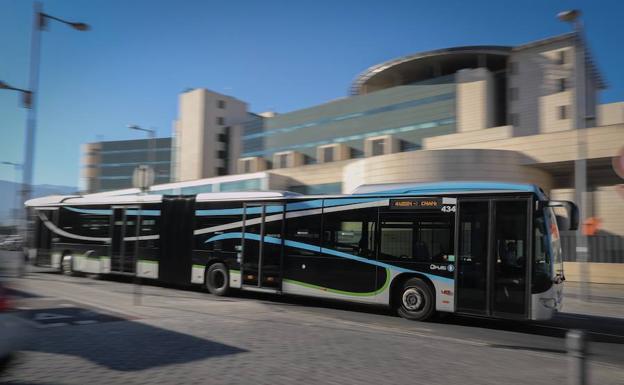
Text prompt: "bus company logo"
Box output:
[[430, 264, 455, 272]]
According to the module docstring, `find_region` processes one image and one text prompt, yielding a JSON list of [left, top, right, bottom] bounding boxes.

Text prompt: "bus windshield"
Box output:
[[534, 206, 563, 289], [545, 207, 563, 278]]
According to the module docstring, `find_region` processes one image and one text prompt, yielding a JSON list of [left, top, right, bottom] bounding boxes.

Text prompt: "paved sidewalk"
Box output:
[[562, 282, 624, 319]]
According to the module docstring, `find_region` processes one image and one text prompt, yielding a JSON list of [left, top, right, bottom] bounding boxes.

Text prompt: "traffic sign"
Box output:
[[132, 165, 155, 190]]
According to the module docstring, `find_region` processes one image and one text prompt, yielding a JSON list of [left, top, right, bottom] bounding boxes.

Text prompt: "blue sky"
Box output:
[[1, 0, 622, 187]]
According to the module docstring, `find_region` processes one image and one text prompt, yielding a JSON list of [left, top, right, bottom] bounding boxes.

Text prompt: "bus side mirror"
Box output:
[[555, 214, 570, 232], [547, 200, 579, 231]]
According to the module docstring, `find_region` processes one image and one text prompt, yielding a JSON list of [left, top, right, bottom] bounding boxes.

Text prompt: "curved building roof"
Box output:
[[350, 46, 512, 95]]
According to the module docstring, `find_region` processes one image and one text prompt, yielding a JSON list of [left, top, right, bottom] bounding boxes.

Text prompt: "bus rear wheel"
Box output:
[[396, 278, 435, 321], [60, 255, 74, 276], [205, 263, 230, 296]]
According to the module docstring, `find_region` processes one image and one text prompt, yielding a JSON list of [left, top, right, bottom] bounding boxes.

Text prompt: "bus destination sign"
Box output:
[[389, 198, 443, 210]]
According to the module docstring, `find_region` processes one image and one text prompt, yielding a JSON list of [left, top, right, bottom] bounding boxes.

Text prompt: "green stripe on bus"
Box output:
[[230, 269, 240, 274], [283, 268, 391, 297], [192, 264, 204, 269], [138, 260, 158, 265]]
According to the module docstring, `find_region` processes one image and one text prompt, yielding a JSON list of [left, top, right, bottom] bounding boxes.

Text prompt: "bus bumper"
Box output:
[[531, 284, 563, 321]]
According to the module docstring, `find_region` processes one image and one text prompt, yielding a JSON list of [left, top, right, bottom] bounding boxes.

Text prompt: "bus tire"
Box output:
[[60, 254, 74, 276], [396, 278, 435, 321], [205, 263, 230, 296]]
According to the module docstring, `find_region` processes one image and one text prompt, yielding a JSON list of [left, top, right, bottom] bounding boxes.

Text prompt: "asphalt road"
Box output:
[[2, 271, 623, 385]]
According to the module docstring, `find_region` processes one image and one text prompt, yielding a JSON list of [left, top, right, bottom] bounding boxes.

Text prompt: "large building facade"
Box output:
[[81, 138, 172, 192], [80, 32, 624, 281], [172, 88, 249, 181]]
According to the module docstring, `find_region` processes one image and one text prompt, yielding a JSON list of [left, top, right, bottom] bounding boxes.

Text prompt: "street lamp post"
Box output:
[[558, 9, 590, 299], [20, 1, 89, 238], [128, 125, 157, 192], [128, 125, 157, 164], [0, 81, 32, 108]]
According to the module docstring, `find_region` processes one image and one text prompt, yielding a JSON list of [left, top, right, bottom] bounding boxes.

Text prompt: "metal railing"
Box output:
[[561, 232, 624, 263]]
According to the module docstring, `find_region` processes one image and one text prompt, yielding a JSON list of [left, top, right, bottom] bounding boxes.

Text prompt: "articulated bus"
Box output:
[[25, 181, 577, 321]]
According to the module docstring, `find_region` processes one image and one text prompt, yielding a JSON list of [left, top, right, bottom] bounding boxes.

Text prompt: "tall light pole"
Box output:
[[0, 81, 32, 108], [558, 9, 590, 299], [1, 162, 22, 231], [20, 2, 89, 228], [128, 125, 157, 192]]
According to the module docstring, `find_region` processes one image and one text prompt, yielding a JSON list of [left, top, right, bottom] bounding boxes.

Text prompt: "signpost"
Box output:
[[131, 165, 154, 306], [132, 165, 155, 193]]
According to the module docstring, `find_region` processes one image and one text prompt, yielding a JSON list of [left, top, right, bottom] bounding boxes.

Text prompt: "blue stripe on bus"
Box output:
[[205, 232, 453, 284], [195, 198, 384, 216], [65, 208, 112, 215], [64, 207, 160, 216]]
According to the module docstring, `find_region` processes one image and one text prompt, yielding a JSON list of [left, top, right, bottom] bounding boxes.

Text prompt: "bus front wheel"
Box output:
[[205, 263, 230, 296], [396, 278, 435, 321]]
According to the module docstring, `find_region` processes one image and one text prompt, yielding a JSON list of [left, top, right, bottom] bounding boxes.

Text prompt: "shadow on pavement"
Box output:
[[29, 319, 247, 371], [436, 312, 624, 344]]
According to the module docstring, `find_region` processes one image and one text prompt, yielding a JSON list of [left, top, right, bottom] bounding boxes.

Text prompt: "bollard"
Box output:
[[566, 329, 588, 385]]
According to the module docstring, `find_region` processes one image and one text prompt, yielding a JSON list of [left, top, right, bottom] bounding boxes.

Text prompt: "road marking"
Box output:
[[533, 324, 624, 339], [557, 314, 592, 320], [323, 317, 488, 347]]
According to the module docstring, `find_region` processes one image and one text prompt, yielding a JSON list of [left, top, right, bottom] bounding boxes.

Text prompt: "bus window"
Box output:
[[378, 214, 453, 263], [323, 209, 376, 259]]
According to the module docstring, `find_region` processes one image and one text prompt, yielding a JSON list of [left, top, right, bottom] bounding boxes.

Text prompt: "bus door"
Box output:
[[109, 206, 139, 274], [456, 198, 531, 318], [241, 202, 285, 291]]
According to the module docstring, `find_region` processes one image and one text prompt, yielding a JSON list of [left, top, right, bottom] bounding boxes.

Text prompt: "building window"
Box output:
[[557, 50, 567, 65], [558, 105, 570, 120], [323, 147, 334, 162], [508, 62, 518, 75], [217, 150, 227, 159], [217, 117, 225, 125], [217, 100, 226, 109], [216, 167, 227, 176], [277, 154, 289, 168], [509, 87, 519, 101], [558, 78, 567, 92], [509, 113, 519, 126], [371, 139, 385, 156], [217, 133, 228, 143]]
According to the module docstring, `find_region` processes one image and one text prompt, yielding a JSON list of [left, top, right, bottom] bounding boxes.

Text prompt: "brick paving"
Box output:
[[1, 273, 623, 385]]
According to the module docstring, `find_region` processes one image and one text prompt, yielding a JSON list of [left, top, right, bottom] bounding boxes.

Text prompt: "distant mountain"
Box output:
[[0, 180, 77, 225]]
